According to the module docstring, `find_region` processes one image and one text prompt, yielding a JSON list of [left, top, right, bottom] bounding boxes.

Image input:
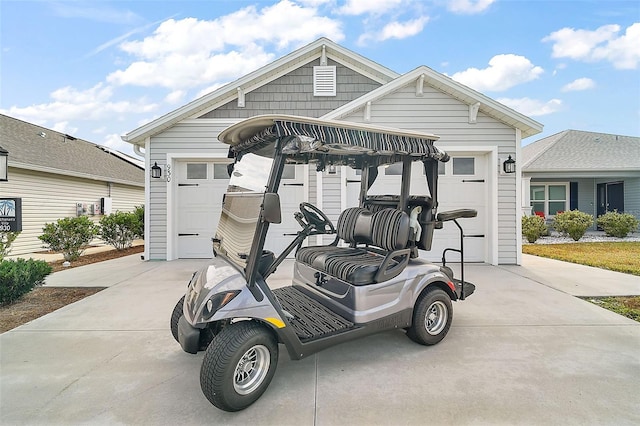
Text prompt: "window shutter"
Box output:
[[313, 66, 336, 96]]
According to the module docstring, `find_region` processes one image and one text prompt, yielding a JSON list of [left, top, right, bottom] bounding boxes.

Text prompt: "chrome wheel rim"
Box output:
[[233, 345, 270, 395], [425, 301, 447, 335]]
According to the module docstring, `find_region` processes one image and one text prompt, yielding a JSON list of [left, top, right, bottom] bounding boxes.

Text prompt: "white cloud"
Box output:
[[543, 23, 640, 69], [358, 16, 429, 44], [337, 0, 405, 15], [0, 83, 158, 129], [497, 97, 563, 117], [164, 90, 187, 104], [561, 77, 595, 92], [450, 54, 544, 92], [447, 0, 495, 14], [107, 1, 344, 90], [51, 121, 79, 135]]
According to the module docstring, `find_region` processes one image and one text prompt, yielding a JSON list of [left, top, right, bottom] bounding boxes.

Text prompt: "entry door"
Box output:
[[264, 164, 306, 256], [597, 182, 624, 216], [177, 161, 230, 258]]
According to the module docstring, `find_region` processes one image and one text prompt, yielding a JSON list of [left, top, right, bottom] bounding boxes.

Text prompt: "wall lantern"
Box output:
[[503, 155, 516, 174], [0, 145, 8, 182], [151, 162, 162, 179]]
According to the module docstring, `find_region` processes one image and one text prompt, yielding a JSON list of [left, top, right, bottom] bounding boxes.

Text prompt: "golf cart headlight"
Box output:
[[201, 290, 240, 319]]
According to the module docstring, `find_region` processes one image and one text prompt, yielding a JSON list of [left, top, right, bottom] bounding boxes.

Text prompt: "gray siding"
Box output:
[[199, 59, 381, 119], [624, 178, 640, 222], [4, 168, 143, 256], [148, 120, 236, 260], [339, 84, 518, 264]]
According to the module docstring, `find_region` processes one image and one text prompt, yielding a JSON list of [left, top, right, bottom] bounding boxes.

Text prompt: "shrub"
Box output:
[[552, 210, 593, 241], [99, 211, 140, 250], [39, 216, 98, 261], [0, 232, 20, 261], [132, 205, 144, 239], [0, 258, 52, 305], [522, 215, 547, 243], [597, 211, 640, 238]]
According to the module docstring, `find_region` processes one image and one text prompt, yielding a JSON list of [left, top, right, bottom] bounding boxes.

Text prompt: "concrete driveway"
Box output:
[[1, 255, 639, 425]]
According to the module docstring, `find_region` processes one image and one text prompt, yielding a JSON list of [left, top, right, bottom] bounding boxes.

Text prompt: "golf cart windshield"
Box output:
[[213, 153, 272, 268]]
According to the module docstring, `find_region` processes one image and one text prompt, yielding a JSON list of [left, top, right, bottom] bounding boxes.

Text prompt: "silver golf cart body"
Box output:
[[174, 115, 476, 411]]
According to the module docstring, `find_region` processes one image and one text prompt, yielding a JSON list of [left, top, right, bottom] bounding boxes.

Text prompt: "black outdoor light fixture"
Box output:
[[0, 145, 8, 182], [503, 155, 516, 174], [151, 161, 162, 179]]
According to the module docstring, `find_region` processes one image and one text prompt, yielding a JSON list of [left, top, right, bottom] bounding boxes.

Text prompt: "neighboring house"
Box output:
[[522, 130, 640, 228], [0, 114, 145, 256], [123, 37, 542, 265]]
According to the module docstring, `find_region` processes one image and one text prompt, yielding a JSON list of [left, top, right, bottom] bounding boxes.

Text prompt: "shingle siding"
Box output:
[[199, 59, 382, 119]]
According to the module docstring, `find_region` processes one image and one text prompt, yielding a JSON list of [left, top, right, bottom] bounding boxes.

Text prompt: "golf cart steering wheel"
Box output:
[[299, 202, 335, 235]]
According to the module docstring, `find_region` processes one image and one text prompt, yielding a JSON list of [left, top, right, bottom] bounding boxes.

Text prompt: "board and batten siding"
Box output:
[[2, 168, 143, 256], [336, 83, 520, 264], [147, 120, 237, 260]]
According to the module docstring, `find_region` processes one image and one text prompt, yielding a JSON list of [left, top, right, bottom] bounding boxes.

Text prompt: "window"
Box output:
[[530, 183, 568, 217], [213, 163, 230, 179], [282, 165, 296, 179], [453, 157, 474, 175], [186, 163, 207, 179]]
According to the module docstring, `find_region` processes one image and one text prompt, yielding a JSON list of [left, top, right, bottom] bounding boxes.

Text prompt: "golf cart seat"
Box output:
[[297, 208, 411, 286]]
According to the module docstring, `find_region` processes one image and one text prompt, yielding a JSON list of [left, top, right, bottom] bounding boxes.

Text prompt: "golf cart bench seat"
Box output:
[[296, 208, 411, 286]]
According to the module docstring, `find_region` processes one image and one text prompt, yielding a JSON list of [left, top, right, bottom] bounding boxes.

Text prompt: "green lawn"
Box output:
[[522, 241, 640, 322], [522, 241, 640, 276]]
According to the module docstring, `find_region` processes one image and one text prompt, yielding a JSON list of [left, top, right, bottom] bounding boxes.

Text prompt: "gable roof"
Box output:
[[522, 130, 640, 172], [122, 38, 399, 145], [0, 114, 144, 186], [323, 66, 543, 138]]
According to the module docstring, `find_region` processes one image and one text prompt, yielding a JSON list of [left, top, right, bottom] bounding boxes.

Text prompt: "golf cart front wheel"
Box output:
[[170, 296, 185, 343], [200, 321, 278, 412], [407, 288, 453, 345]]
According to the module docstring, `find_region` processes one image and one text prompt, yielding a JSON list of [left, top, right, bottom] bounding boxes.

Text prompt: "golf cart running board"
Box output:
[[273, 287, 355, 341]]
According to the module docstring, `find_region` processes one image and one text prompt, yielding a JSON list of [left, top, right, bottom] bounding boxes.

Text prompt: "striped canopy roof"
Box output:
[[219, 115, 446, 163]]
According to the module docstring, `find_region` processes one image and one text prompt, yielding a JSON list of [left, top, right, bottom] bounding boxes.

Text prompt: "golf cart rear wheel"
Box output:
[[200, 321, 278, 412], [170, 296, 185, 343], [407, 288, 453, 346]]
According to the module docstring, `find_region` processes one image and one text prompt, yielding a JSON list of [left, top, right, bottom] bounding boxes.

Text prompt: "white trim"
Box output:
[[143, 137, 151, 262], [515, 128, 523, 265], [469, 102, 480, 124], [165, 152, 231, 261], [316, 169, 324, 245], [122, 38, 398, 144], [416, 74, 425, 97], [323, 66, 543, 138]]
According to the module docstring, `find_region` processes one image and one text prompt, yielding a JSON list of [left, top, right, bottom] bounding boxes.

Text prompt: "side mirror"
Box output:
[[262, 193, 282, 224]]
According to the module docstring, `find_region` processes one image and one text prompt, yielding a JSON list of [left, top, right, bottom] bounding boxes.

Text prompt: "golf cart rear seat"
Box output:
[[296, 208, 411, 286]]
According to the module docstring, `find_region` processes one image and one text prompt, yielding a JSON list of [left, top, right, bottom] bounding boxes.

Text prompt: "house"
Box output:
[[0, 114, 145, 256], [123, 38, 543, 265], [522, 130, 640, 228]]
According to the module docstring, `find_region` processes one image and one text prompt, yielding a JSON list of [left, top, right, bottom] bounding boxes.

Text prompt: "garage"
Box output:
[[175, 160, 308, 259], [344, 153, 487, 262]]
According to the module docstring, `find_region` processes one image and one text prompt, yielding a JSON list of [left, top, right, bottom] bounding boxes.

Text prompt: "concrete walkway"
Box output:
[[1, 255, 639, 425]]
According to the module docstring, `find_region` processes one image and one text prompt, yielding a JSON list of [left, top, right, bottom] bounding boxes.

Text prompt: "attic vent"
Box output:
[[313, 65, 336, 97]]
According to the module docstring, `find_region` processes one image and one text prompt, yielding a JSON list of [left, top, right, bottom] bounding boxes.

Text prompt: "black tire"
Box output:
[[200, 321, 278, 412], [407, 288, 453, 346], [170, 296, 185, 343]]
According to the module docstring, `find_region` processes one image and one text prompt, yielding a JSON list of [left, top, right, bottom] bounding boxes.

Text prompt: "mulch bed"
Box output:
[[0, 287, 105, 333], [48, 245, 144, 272]]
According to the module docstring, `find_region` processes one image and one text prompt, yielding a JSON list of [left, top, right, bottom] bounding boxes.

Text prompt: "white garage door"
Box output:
[[176, 161, 306, 259], [177, 161, 230, 258], [344, 154, 487, 262]]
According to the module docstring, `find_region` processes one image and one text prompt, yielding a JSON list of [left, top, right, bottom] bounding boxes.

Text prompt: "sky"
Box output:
[[1, 0, 639, 158]]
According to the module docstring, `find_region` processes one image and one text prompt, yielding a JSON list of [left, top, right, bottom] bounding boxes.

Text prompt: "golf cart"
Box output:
[[171, 115, 477, 412]]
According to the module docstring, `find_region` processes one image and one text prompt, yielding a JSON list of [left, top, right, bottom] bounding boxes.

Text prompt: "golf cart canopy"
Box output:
[[218, 115, 448, 168]]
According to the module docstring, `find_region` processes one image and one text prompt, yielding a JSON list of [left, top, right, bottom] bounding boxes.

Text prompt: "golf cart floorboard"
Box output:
[[273, 287, 355, 341]]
